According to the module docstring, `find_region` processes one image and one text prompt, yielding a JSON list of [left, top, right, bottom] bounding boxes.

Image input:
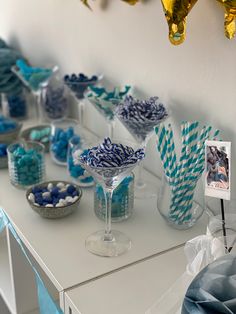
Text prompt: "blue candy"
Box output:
[[51, 127, 76, 163], [80, 137, 145, 168], [0, 115, 17, 133], [10, 145, 44, 186], [64, 73, 98, 99], [116, 95, 168, 142], [67, 184, 76, 194], [5, 92, 27, 118], [0, 143, 7, 157]]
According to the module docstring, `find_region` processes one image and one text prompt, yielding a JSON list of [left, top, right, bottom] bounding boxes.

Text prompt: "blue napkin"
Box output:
[[182, 254, 236, 314]]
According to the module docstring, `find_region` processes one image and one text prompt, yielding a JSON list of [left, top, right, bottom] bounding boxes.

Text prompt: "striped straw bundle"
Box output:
[[155, 121, 220, 225]]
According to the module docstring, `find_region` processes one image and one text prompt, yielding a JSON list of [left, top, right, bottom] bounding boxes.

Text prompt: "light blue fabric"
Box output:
[[0, 208, 63, 314], [182, 254, 236, 314]]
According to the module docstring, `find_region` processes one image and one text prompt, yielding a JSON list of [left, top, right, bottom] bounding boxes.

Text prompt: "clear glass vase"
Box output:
[[41, 77, 69, 121], [50, 118, 80, 166], [157, 175, 205, 230], [67, 136, 94, 187], [1, 89, 29, 120], [7, 141, 45, 189], [94, 173, 134, 222]]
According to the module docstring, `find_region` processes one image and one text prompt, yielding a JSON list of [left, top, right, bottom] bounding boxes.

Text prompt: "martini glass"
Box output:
[[11, 61, 58, 123], [64, 73, 103, 126], [78, 138, 145, 257], [86, 85, 131, 139], [115, 95, 169, 199]]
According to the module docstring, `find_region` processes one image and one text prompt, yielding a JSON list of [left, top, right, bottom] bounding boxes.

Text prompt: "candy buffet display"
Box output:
[[78, 137, 145, 256], [155, 121, 220, 229], [94, 173, 134, 222], [50, 119, 80, 165], [86, 85, 131, 138], [67, 136, 94, 187], [116, 95, 168, 198], [7, 141, 45, 189]]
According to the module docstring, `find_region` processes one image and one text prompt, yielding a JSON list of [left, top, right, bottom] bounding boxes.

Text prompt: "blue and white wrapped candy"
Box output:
[[80, 137, 145, 168], [116, 95, 168, 142]]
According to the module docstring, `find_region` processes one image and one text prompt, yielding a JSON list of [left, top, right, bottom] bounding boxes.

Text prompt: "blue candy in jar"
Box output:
[[50, 126, 76, 165], [0, 115, 17, 133], [64, 73, 98, 99], [7, 142, 45, 188], [43, 85, 68, 120], [4, 91, 27, 119], [67, 136, 94, 186], [0, 143, 7, 157], [94, 174, 134, 222]]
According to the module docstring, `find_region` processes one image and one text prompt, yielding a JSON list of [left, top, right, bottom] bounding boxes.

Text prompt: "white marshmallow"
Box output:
[[47, 183, 53, 191], [28, 193, 35, 203]]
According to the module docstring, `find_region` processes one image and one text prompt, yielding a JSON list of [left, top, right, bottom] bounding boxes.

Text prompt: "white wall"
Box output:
[[0, 0, 235, 186]]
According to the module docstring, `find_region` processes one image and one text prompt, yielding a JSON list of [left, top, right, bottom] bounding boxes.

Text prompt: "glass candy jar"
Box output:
[[41, 77, 68, 121], [2, 89, 29, 120], [94, 173, 134, 222], [7, 141, 45, 189], [67, 136, 94, 187], [50, 118, 80, 166], [157, 175, 205, 230]]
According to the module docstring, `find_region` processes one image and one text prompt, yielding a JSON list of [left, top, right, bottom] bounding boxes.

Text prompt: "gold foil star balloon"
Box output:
[[81, 0, 93, 10], [217, 0, 236, 39], [161, 0, 198, 45], [122, 0, 139, 4]]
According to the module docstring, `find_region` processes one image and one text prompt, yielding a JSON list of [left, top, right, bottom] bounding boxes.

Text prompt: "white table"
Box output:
[[0, 131, 208, 314], [64, 246, 186, 314]]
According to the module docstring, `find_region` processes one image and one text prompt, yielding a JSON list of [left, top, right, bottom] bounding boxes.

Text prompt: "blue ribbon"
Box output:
[[0, 208, 63, 314]]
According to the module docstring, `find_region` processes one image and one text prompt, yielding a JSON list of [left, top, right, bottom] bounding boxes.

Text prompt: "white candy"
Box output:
[[34, 202, 39, 206], [57, 182, 65, 189], [59, 187, 67, 193], [42, 192, 51, 198], [47, 183, 53, 191], [56, 203, 62, 207], [65, 196, 73, 202], [45, 204, 53, 208], [73, 196, 79, 202], [58, 198, 67, 206], [66, 184, 70, 188], [28, 193, 35, 203]]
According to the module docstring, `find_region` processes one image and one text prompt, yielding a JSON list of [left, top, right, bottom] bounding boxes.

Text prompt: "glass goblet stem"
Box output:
[[103, 188, 114, 242], [35, 90, 44, 123], [78, 100, 84, 126], [135, 138, 149, 189], [108, 120, 115, 139]]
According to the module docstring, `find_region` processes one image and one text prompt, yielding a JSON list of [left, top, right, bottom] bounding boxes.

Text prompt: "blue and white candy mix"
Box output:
[[116, 95, 168, 142], [28, 182, 80, 208], [80, 137, 145, 168]]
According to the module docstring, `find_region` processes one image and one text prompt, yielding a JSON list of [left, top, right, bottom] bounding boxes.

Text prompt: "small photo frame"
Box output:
[[205, 140, 231, 201]]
